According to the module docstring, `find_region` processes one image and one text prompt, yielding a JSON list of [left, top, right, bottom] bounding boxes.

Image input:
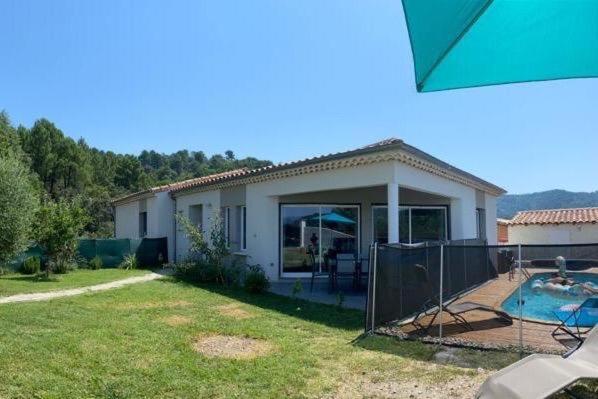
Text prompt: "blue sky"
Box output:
[[1, 0, 597, 194]]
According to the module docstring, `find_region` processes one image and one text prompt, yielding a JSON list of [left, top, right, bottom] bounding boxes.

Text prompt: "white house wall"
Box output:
[[508, 224, 598, 245], [246, 160, 487, 281], [115, 201, 139, 239], [150, 192, 175, 262], [484, 194, 498, 245], [175, 189, 221, 262]]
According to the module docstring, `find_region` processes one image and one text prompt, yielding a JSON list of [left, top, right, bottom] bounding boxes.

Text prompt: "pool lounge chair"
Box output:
[[552, 297, 598, 343], [476, 325, 598, 399], [411, 264, 512, 333]]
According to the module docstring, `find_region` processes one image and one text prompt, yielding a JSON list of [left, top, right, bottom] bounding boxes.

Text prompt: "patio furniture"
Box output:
[[326, 251, 359, 291], [309, 247, 332, 293], [476, 326, 598, 399], [411, 264, 512, 333], [552, 297, 598, 343]]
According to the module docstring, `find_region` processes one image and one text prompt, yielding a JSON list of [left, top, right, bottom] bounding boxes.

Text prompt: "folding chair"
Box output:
[[552, 296, 598, 343]]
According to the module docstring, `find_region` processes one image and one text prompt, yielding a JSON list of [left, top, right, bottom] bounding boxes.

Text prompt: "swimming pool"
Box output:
[[501, 272, 598, 323]]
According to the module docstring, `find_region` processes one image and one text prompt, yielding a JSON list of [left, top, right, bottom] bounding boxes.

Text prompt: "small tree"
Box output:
[[176, 213, 230, 284], [0, 154, 39, 264], [33, 198, 88, 276]]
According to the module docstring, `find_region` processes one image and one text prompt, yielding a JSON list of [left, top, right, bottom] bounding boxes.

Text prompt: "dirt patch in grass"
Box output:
[[113, 300, 192, 310], [216, 303, 254, 319], [163, 315, 193, 326], [192, 335, 273, 360], [327, 368, 489, 399]]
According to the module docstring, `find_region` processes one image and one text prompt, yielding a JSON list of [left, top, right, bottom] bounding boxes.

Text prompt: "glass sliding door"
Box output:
[[281, 205, 359, 277], [281, 206, 320, 275], [371, 205, 448, 244]]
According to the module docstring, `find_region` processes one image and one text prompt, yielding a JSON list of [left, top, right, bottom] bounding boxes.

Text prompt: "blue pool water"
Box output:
[[501, 272, 598, 323]]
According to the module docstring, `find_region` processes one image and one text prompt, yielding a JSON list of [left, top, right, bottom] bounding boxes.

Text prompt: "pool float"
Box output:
[[531, 279, 597, 297]]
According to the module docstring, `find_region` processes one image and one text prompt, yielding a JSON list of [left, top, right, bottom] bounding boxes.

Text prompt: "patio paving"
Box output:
[[269, 279, 366, 310]]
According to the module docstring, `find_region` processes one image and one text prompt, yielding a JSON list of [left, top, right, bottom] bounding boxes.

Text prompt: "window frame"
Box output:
[[139, 211, 148, 238], [279, 203, 361, 279], [240, 205, 247, 251], [222, 206, 231, 248], [371, 204, 449, 244]]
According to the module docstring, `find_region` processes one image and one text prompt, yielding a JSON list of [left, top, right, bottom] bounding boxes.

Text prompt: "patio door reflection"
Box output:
[[281, 205, 359, 277]]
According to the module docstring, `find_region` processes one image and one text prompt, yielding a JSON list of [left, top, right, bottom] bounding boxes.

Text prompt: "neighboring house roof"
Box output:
[[112, 138, 506, 205], [509, 207, 598, 226], [497, 218, 511, 225], [111, 169, 248, 205]]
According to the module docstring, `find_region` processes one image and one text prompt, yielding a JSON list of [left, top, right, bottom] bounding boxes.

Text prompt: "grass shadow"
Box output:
[[157, 277, 365, 331], [354, 333, 521, 370], [0, 274, 60, 283]]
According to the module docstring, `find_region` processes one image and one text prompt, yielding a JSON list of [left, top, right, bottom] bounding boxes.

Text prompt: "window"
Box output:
[[476, 208, 486, 240], [372, 206, 447, 244], [281, 204, 359, 276], [240, 206, 247, 250], [189, 204, 203, 230], [222, 207, 231, 247], [139, 212, 148, 238]]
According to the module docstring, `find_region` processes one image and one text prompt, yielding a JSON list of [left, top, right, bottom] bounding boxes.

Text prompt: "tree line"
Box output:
[[0, 110, 272, 242]]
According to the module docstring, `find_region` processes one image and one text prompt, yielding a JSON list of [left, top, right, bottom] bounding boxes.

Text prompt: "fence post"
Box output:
[[518, 243, 523, 356], [370, 242, 378, 334], [438, 244, 444, 345]]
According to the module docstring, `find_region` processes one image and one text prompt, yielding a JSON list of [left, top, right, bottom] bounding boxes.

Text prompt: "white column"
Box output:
[[387, 182, 399, 243]]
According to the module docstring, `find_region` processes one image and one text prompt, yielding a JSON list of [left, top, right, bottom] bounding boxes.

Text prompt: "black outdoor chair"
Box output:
[[326, 250, 359, 291], [411, 263, 512, 333]]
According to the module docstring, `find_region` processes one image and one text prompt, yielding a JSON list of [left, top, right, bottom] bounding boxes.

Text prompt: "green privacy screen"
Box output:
[[7, 238, 168, 271], [78, 238, 168, 268], [402, 0, 598, 92]]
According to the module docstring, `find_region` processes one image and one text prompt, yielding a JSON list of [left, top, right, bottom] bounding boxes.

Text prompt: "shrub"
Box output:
[[119, 254, 138, 270], [175, 214, 229, 285], [21, 256, 41, 275], [46, 258, 76, 274], [33, 198, 88, 277], [88, 256, 103, 270], [291, 279, 303, 299], [224, 261, 245, 287], [244, 264, 269, 294], [174, 259, 220, 283], [0, 153, 39, 264]]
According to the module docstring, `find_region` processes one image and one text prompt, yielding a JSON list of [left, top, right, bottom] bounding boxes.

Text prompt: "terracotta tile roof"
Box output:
[[111, 169, 249, 205], [112, 137, 506, 204], [509, 207, 598, 225]]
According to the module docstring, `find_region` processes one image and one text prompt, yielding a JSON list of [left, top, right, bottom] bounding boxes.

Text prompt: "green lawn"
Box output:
[[0, 269, 149, 297], [0, 277, 522, 398]]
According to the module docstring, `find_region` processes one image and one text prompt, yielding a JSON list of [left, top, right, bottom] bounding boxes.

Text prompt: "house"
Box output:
[[112, 138, 505, 281], [505, 207, 598, 245], [497, 218, 510, 244]]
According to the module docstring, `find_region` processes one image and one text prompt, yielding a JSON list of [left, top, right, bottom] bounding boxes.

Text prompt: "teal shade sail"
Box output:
[[402, 0, 598, 92]]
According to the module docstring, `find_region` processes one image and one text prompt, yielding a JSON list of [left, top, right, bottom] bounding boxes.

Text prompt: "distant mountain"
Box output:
[[497, 190, 598, 219]]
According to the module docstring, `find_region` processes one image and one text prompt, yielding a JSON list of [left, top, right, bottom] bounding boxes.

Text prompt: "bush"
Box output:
[[88, 256, 103, 270], [119, 254, 138, 270], [49, 258, 77, 274], [244, 264, 269, 294], [21, 256, 41, 275], [33, 198, 88, 277], [0, 154, 39, 264], [175, 214, 229, 284], [224, 261, 245, 287], [174, 259, 220, 283]]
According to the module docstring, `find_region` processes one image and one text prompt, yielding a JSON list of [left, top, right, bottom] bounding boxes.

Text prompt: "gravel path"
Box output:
[[0, 272, 164, 304]]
